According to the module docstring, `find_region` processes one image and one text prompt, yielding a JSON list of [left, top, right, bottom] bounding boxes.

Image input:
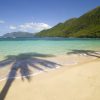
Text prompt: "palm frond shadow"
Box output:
[[67, 49, 100, 58], [0, 52, 60, 100]]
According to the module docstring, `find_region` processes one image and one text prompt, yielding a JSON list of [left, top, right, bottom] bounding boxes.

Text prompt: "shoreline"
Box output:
[[0, 57, 100, 100], [0, 54, 99, 82]]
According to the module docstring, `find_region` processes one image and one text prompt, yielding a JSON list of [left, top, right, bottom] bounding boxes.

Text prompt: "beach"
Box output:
[[0, 54, 100, 100], [0, 1, 100, 100], [0, 38, 100, 100]]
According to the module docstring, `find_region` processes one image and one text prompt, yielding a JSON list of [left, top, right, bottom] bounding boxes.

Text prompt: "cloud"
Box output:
[[0, 20, 5, 24], [9, 22, 51, 32], [9, 25, 17, 30]]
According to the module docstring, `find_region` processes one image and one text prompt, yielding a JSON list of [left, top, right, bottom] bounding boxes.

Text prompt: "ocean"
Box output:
[[0, 38, 100, 59]]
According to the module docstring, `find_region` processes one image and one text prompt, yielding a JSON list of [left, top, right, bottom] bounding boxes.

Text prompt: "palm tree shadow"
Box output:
[[67, 49, 100, 58], [0, 52, 60, 100]]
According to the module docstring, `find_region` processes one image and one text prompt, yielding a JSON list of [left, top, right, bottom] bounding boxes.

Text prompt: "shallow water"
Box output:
[[0, 38, 100, 80], [0, 38, 100, 59]]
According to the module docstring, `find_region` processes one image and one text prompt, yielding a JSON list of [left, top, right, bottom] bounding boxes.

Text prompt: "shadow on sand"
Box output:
[[67, 49, 100, 58], [0, 52, 60, 100]]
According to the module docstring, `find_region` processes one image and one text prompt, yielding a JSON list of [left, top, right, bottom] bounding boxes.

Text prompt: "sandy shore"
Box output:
[[0, 55, 100, 100]]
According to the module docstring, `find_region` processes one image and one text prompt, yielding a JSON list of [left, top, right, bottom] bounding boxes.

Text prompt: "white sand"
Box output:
[[0, 55, 100, 100]]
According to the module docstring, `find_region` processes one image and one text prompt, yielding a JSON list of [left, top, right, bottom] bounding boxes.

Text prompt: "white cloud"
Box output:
[[0, 20, 5, 24], [9, 22, 51, 32], [9, 25, 17, 30], [19, 22, 51, 32]]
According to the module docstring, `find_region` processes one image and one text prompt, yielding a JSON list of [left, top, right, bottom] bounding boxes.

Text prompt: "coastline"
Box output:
[[0, 2, 100, 100], [0, 54, 98, 82], [0, 54, 100, 100]]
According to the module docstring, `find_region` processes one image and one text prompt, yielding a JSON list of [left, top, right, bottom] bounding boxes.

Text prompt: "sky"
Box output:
[[0, 0, 100, 35]]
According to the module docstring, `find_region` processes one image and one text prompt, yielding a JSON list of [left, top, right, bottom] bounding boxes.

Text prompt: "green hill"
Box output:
[[36, 6, 100, 38]]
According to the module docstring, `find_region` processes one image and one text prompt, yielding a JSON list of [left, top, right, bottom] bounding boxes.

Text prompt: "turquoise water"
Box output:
[[0, 38, 100, 59], [0, 38, 100, 80]]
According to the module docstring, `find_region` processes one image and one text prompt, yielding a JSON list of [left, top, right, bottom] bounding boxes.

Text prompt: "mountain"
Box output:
[[2, 32, 35, 38], [36, 6, 100, 38]]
